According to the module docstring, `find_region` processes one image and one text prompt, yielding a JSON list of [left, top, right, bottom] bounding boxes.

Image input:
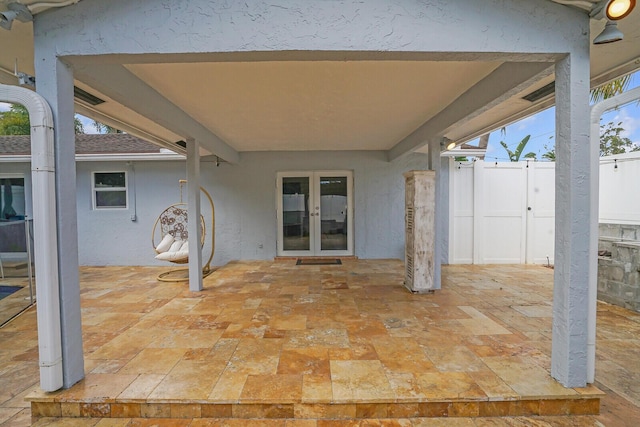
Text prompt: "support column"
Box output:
[[186, 138, 203, 292], [33, 53, 84, 387], [438, 154, 450, 267], [429, 140, 449, 289], [551, 49, 591, 387]]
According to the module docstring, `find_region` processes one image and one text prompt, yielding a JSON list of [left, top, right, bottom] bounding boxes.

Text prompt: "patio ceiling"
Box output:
[[1, 0, 639, 160]]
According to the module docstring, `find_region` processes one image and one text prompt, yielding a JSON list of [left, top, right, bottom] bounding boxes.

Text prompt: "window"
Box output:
[[92, 172, 127, 209], [0, 175, 26, 221]]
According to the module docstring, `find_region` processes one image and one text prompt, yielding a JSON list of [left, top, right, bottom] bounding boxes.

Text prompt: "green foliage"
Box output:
[[499, 134, 535, 161], [74, 117, 84, 134], [0, 104, 30, 135], [600, 121, 640, 157], [590, 75, 632, 104], [0, 103, 86, 135], [92, 120, 122, 134], [541, 121, 639, 159]]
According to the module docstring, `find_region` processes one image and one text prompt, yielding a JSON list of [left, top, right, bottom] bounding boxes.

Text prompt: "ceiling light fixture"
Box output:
[[591, 0, 636, 20], [605, 0, 636, 19], [446, 141, 457, 151], [0, 3, 32, 30], [593, 20, 624, 44]]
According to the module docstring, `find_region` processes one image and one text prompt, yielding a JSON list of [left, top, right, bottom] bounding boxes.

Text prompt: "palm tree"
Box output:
[[590, 74, 633, 103]]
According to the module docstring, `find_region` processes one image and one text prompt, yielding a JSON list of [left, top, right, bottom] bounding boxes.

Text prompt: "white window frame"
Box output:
[[92, 171, 128, 210]]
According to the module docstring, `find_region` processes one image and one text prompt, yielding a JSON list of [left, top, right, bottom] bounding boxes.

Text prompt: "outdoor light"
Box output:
[[593, 20, 624, 44], [0, 3, 32, 30], [604, 0, 636, 19], [446, 141, 457, 151], [591, 0, 636, 20]]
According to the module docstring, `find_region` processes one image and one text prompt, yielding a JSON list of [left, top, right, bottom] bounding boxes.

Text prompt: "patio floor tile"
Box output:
[[6, 260, 640, 424]]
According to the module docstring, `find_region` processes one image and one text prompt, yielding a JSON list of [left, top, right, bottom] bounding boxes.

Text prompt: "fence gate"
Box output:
[[449, 160, 555, 264]]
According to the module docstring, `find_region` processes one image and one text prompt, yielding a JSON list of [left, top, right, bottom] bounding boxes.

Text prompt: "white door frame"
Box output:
[[276, 170, 353, 257]]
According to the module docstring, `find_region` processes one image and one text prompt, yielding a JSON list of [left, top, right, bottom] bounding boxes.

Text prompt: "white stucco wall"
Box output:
[[72, 150, 427, 266], [35, 0, 587, 59]]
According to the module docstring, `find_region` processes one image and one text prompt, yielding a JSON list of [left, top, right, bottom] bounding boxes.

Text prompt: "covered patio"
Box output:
[[13, 260, 606, 422], [2, 2, 640, 420]]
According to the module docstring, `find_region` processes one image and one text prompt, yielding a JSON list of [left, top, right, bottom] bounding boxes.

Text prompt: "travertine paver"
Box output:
[[0, 261, 639, 425]]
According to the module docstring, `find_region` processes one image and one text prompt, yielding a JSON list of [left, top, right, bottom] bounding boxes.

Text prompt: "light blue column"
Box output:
[[438, 155, 450, 267], [551, 48, 591, 387], [186, 138, 203, 291], [429, 140, 448, 290], [33, 51, 84, 387]]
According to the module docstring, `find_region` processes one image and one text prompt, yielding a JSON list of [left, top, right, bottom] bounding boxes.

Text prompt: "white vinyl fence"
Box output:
[[599, 152, 640, 225], [448, 152, 640, 264]]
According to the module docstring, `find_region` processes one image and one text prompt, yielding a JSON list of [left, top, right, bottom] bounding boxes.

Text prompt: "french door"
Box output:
[[276, 171, 353, 257]]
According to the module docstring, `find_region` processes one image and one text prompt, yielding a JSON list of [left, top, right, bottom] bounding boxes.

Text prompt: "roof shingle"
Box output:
[[0, 133, 165, 156]]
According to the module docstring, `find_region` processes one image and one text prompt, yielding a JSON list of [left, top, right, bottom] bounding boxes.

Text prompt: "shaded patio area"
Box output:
[[6, 259, 640, 425]]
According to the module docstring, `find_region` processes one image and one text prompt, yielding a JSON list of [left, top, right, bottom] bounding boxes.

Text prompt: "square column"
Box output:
[[186, 138, 203, 291], [404, 170, 436, 292], [33, 53, 84, 387], [431, 142, 450, 274], [551, 50, 591, 387]]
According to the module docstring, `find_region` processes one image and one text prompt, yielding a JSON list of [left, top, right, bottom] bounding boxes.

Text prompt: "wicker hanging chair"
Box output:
[[151, 181, 215, 282]]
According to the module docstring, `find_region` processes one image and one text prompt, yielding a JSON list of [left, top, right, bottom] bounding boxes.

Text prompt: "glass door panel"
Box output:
[[281, 176, 311, 252], [319, 176, 348, 251], [277, 171, 352, 257]]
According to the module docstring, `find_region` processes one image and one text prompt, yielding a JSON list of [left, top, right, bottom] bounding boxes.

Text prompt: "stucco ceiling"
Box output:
[[126, 61, 501, 152], [1, 0, 639, 159]]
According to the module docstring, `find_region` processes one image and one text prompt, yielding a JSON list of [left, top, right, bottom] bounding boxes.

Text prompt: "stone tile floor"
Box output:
[[0, 260, 639, 426], [0, 272, 34, 326]]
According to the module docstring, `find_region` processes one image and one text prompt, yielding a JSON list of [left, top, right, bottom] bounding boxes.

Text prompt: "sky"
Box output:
[[2, 71, 640, 155], [483, 70, 640, 162]]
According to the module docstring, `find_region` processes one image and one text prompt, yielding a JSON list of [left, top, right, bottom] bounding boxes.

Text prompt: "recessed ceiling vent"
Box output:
[[522, 81, 555, 103], [73, 86, 105, 105]]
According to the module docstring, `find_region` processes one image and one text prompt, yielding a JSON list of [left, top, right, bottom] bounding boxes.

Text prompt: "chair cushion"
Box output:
[[155, 250, 189, 262], [155, 234, 174, 253], [167, 240, 184, 253], [155, 239, 189, 262]]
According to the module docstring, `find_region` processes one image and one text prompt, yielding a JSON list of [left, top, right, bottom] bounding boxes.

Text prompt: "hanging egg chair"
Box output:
[[151, 180, 215, 282]]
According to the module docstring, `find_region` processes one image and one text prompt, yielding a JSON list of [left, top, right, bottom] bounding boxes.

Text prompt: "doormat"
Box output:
[[296, 258, 342, 265], [0, 285, 23, 300]]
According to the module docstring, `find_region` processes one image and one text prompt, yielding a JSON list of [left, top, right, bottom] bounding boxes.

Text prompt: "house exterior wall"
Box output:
[[72, 150, 427, 266]]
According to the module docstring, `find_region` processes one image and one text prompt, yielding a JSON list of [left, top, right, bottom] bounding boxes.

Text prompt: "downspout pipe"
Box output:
[[588, 85, 640, 384], [0, 84, 62, 392]]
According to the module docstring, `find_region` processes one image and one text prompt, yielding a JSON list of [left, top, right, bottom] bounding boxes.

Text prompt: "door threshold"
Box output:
[[296, 258, 342, 265], [275, 256, 358, 262]]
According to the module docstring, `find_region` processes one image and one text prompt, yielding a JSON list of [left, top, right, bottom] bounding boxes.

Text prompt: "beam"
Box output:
[[388, 62, 553, 161], [73, 64, 239, 164], [73, 104, 186, 155]]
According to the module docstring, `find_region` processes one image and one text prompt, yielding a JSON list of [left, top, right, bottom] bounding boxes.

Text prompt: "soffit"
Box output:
[[126, 61, 500, 152], [1, 0, 639, 155]]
